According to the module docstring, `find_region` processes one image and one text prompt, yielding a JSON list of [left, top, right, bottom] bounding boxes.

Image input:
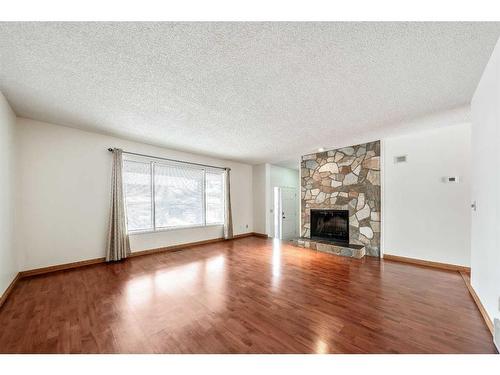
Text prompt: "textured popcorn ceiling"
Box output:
[[1, 22, 499, 164]]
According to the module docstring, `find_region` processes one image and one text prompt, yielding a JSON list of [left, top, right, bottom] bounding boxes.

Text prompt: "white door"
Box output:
[[280, 187, 298, 240]]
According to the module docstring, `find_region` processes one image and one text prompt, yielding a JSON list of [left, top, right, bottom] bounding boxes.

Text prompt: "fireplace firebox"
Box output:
[[310, 209, 349, 244]]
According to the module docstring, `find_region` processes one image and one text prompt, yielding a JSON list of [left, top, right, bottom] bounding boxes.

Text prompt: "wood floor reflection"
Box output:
[[0, 237, 495, 353]]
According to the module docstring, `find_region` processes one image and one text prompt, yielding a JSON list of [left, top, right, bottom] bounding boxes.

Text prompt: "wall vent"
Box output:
[[442, 176, 460, 183], [394, 155, 407, 164]]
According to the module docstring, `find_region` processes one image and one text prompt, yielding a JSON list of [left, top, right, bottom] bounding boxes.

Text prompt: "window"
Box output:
[[154, 164, 204, 228], [205, 171, 224, 225], [123, 160, 153, 231], [123, 157, 225, 232]]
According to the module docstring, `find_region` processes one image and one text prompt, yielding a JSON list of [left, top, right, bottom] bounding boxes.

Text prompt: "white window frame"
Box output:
[[123, 155, 225, 234]]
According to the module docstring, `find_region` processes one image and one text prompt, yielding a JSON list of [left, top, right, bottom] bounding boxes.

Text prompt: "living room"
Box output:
[[1, 2, 499, 372]]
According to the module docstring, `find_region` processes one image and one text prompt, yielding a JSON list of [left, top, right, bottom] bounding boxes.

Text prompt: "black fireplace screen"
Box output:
[[310, 209, 349, 243]]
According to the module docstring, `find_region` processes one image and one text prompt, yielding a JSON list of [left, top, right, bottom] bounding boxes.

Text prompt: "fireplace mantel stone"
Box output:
[[297, 238, 366, 259]]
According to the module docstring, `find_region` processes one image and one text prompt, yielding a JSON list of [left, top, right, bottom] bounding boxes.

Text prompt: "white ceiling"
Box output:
[[1, 22, 499, 165]]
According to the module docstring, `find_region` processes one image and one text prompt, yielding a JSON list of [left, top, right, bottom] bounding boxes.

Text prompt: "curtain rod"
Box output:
[[107, 148, 228, 171]]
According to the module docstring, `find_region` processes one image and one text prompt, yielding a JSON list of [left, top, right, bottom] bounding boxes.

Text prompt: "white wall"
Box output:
[[252, 164, 269, 235], [471, 37, 500, 323], [15, 118, 253, 270], [0, 92, 18, 296], [383, 123, 472, 267]]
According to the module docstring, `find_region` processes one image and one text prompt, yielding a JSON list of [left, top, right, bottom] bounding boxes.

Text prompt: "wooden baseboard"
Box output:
[[130, 237, 226, 258], [459, 271, 494, 336], [19, 232, 262, 278], [130, 232, 259, 258], [234, 232, 259, 239], [383, 254, 471, 273], [0, 272, 21, 309], [251, 232, 268, 238], [20, 257, 106, 278]]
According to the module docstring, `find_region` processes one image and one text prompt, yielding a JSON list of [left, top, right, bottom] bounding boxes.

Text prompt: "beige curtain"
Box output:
[[224, 168, 233, 240], [106, 148, 131, 261]]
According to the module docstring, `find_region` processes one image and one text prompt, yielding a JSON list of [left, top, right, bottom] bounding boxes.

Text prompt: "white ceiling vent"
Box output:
[[394, 155, 407, 164]]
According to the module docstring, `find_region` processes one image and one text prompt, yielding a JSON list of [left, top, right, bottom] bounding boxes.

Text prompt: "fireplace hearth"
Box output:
[[310, 209, 349, 244]]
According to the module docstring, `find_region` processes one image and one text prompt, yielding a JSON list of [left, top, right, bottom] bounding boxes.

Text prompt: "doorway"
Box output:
[[273, 186, 298, 240]]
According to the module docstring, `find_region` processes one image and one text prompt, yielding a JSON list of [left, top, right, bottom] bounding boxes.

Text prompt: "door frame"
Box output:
[[273, 187, 282, 239], [273, 186, 298, 240]]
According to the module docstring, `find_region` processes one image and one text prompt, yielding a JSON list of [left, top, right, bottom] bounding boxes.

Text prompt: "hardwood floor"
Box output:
[[0, 237, 495, 353]]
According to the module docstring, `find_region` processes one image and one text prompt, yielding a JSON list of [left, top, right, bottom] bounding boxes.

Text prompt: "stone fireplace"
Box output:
[[300, 141, 381, 257]]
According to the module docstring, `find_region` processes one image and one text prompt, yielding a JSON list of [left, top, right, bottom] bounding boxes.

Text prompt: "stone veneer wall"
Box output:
[[301, 141, 381, 257]]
